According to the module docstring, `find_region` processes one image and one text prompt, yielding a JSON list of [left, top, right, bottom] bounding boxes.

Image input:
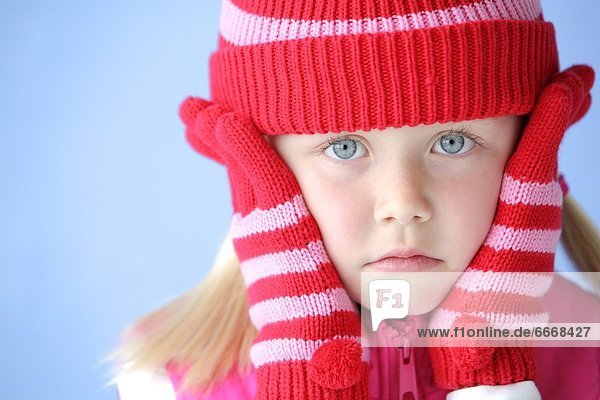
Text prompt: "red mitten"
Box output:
[[427, 65, 595, 389], [179, 98, 370, 399]]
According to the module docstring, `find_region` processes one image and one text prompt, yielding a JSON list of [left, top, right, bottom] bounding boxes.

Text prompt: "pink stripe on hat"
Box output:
[[220, 0, 542, 46]]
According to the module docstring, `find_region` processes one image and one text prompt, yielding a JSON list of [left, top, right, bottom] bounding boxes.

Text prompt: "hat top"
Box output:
[[219, 0, 543, 47]]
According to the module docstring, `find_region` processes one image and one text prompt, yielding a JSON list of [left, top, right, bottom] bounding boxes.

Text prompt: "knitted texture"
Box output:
[[207, 0, 559, 136], [426, 65, 595, 389], [180, 98, 370, 399]]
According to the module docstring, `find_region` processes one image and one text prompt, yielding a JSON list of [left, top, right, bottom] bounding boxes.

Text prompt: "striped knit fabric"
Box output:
[[426, 65, 594, 389], [179, 98, 370, 398], [207, 0, 558, 136]]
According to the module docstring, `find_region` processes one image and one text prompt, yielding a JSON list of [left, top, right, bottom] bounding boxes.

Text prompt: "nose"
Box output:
[[373, 158, 433, 226]]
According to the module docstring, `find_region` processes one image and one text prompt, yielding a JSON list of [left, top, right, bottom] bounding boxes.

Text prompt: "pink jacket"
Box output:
[[166, 275, 600, 399]]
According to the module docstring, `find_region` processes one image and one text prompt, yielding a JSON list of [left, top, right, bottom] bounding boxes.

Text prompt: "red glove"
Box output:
[[179, 98, 370, 399], [427, 65, 594, 389]]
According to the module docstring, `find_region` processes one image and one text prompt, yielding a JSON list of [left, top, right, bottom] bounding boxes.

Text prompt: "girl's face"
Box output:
[[265, 116, 522, 312]]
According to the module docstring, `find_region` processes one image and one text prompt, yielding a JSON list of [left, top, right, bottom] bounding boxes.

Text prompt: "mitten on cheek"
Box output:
[[180, 97, 370, 399], [426, 65, 595, 389]]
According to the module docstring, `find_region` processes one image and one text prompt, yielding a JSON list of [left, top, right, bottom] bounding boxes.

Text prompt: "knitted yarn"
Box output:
[[206, 0, 559, 136], [177, 0, 595, 398], [180, 98, 369, 398], [425, 64, 594, 388]]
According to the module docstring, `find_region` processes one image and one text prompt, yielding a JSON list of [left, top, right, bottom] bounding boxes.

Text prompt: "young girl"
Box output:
[[107, 0, 600, 399]]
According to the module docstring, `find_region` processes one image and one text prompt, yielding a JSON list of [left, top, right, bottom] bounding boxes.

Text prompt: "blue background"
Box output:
[[1, 1, 598, 399]]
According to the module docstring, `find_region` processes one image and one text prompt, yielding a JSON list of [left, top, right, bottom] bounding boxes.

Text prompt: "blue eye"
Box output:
[[320, 135, 367, 161], [433, 125, 483, 156], [437, 134, 472, 155]]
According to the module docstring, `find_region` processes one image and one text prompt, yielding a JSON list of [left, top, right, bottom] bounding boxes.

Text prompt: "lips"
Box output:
[[366, 247, 441, 272], [373, 247, 437, 260], [367, 255, 441, 272]]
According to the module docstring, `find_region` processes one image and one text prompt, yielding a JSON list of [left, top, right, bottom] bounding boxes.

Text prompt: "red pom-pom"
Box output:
[[307, 339, 364, 389]]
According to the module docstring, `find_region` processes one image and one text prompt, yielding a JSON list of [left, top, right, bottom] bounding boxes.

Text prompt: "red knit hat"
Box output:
[[203, 0, 559, 138]]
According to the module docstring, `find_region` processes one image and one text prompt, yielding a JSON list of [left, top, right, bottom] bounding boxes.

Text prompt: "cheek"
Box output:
[[437, 162, 505, 271], [302, 175, 367, 256]]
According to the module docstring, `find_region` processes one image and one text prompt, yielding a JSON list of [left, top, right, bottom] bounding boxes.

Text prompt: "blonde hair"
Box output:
[[104, 191, 600, 395], [561, 193, 600, 288], [103, 229, 257, 395]]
